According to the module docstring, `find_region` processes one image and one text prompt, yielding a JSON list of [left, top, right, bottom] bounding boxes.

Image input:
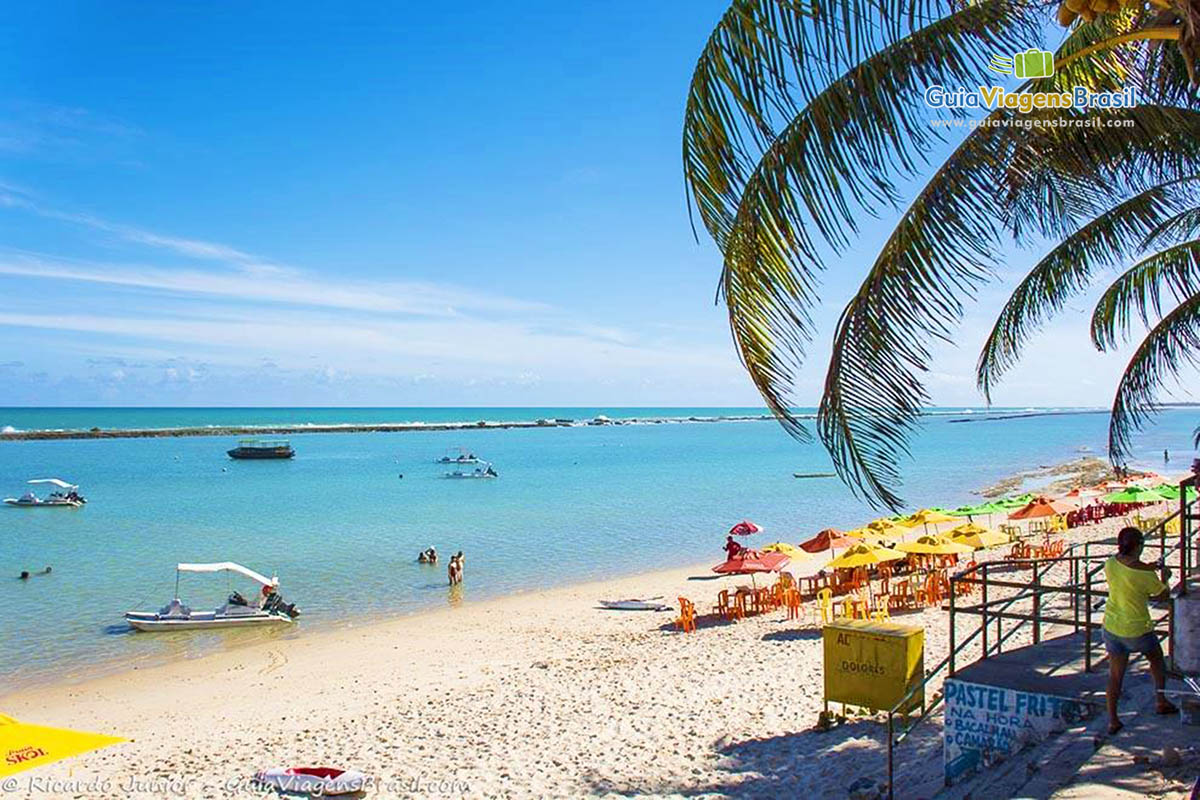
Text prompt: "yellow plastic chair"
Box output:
[[816, 588, 833, 624]]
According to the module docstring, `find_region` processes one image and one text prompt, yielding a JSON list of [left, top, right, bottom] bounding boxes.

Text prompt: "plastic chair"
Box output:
[[815, 588, 833, 624], [784, 587, 801, 620], [675, 597, 696, 633]]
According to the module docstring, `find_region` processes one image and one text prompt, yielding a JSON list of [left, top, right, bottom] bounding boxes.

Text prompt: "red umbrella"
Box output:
[[712, 549, 789, 588], [799, 528, 855, 553], [729, 520, 762, 536], [712, 549, 789, 574]]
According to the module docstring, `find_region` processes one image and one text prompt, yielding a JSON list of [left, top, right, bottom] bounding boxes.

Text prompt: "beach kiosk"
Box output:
[[823, 620, 924, 714]]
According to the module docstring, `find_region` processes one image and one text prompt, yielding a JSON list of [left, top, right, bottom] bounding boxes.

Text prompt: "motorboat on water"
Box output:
[[436, 447, 481, 464], [125, 562, 300, 631], [3, 478, 86, 508], [442, 462, 498, 479], [227, 439, 295, 459]]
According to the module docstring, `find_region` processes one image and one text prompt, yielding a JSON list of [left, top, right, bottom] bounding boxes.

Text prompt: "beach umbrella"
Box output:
[[799, 528, 856, 553], [712, 549, 790, 588], [728, 520, 762, 537], [946, 523, 1009, 550], [1008, 496, 1075, 520], [1103, 486, 1168, 504], [1062, 487, 1103, 502], [902, 508, 958, 535], [0, 714, 123, 777], [865, 518, 912, 538], [1154, 485, 1197, 502], [895, 535, 975, 555], [761, 542, 807, 560], [826, 542, 906, 570]]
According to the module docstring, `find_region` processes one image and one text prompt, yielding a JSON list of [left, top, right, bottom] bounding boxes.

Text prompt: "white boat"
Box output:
[[125, 562, 300, 632], [598, 597, 670, 611], [436, 447, 481, 464], [442, 462, 498, 479], [3, 478, 86, 508]]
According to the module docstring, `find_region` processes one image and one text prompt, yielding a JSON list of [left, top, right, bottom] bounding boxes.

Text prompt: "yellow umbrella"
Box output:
[[903, 508, 958, 535], [895, 535, 975, 555], [826, 542, 907, 570], [0, 714, 123, 777], [946, 523, 1009, 550], [864, 519, 911, 539], [761, 542, 807, 560]]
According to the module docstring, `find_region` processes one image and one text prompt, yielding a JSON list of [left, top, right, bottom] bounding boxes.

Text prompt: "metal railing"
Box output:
[[882, 484, 1195, 800]]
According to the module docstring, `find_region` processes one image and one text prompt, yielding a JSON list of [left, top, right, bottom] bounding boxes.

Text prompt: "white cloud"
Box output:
[[0, 253, 550, 318]]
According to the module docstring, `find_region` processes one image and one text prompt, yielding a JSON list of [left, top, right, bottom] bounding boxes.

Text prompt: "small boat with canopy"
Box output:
[[125, 562, 300, 631], [3, 478, 86, 508]]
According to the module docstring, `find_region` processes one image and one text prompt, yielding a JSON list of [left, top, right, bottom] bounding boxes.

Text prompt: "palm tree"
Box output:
[[685, 0, 1200, 508]]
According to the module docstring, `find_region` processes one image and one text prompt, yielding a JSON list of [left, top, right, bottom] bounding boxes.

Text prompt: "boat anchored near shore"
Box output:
[[442, 461, 498, 479], [3, 478, 86, 508], [436, 447, 481, 464], [125, 562, 300, 631], [227, 438, 295, 459]]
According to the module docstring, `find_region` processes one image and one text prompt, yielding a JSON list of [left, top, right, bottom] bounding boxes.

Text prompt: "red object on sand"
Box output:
[[729, 520, 762, 536], [712, 549, 790, 575], [799, 528, 855, 553]]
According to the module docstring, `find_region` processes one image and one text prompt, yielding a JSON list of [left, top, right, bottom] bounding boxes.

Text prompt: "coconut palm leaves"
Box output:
[[687, 0, 1199, 508]]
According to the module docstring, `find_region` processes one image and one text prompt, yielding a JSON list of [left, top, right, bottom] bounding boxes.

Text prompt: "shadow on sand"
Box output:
[[584, 713, 946, 798]]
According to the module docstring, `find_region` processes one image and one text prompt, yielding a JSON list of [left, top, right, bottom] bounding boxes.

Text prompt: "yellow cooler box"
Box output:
[[823, 620, 924, 713]]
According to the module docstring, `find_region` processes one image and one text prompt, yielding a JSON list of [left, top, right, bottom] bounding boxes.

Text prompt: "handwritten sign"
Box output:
[[943, 678, 1095, 784]]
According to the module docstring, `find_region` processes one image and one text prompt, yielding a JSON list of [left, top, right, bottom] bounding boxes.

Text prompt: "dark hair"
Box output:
[[1117, 526, 1144, 556]]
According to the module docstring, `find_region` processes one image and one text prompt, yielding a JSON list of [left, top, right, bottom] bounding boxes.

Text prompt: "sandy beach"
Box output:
[[2, 509, 1166, 800]]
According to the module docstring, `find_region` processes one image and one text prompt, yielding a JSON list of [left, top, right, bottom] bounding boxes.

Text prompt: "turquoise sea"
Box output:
[[0, 406, 1195, 689]]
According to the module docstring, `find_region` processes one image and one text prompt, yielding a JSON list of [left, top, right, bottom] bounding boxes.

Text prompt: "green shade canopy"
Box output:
[[1103, 486, 1168, 504], [1152, 485, 1197, 502]]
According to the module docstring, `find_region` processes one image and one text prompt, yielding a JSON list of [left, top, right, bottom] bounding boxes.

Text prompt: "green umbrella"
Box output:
[[1103, 486, 1168, 504], [996, 496, 1029, 510], [1153, 485, 1197, 502]]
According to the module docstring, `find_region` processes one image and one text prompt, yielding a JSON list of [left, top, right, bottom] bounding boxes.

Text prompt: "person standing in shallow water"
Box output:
[[1103, 526, 1177, 735]]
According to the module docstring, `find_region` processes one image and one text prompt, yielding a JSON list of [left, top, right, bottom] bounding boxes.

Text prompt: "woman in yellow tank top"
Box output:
[[1103, 527, 1176, 734]]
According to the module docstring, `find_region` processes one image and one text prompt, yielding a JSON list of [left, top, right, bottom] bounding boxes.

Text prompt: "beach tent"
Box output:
[[761, 542, 806, 560], [799, 528, 856, 553], [1104, 486, 1169, 504], [946, 523, 1009, 550], [0, 714, 123, 777], [826, 542, 906, 570], [896, 535, 975, 555], [1008, 496, 1074, 520], [728, 520, 762, 537]]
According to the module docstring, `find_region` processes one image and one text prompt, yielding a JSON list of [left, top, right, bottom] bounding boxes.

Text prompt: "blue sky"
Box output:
[[0, 1, 1165, 407]]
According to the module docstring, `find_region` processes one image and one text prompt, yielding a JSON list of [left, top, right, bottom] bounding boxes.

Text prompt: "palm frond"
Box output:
[[978, 178, 1199, 400], [683, 0, 1042, 249], [820, 104, 1200, 508], [1109, 289, 1200, 463], [1092, 238, 1200, 349], [717, 0, 1044, 439]]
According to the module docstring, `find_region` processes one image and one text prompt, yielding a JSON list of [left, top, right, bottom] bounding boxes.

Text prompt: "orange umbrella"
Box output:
[[1008, 496, 1075, 520], [798, 528, 856, 553]]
